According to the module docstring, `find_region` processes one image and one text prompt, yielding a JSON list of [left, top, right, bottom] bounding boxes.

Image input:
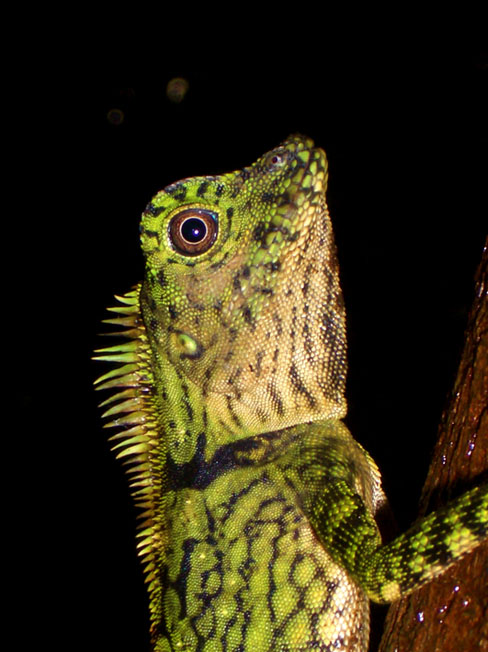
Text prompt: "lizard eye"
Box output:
[[169, 208, 218, 255]]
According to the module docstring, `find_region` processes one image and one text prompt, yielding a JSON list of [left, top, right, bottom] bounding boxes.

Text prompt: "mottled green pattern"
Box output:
[[95, 136, 487, 651]]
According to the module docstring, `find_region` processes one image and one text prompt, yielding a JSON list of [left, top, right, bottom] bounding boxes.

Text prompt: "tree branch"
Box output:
[[378, 238, 488, 652]]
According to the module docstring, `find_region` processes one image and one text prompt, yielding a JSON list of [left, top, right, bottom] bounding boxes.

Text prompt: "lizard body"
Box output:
[[95, 135, 487, 651]]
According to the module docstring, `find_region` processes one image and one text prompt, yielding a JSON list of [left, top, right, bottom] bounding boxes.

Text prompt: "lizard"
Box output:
[[94, 135, 487, 651]]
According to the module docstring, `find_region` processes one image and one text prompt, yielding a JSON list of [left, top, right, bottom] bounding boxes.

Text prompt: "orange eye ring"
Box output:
[[168, 208, 218, 255]]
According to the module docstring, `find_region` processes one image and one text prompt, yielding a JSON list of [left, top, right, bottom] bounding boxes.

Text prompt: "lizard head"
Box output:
[[140, 135, 347, 439]]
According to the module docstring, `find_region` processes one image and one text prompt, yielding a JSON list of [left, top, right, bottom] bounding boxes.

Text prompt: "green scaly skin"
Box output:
[[95, 135, 487, 651]]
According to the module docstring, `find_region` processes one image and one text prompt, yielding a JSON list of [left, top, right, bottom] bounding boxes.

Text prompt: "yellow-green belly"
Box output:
[[156, 464, 369, 651]]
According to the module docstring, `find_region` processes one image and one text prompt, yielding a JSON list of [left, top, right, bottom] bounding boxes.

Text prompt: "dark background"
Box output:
[[22, 55, 486, 651]]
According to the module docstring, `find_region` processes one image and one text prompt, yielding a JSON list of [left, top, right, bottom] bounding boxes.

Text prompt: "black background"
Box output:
[[21, 54, 486, 651]]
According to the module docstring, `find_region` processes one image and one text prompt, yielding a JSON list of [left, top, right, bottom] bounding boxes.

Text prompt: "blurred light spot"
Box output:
[[167, 77, 189, 103], [416, 611, 424, 623], [107, 108, 124, 125], [466, 436, 476, 457]]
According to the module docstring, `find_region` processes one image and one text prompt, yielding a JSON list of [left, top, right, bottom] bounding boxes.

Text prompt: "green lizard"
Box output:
[[94, 135, 487, 651]]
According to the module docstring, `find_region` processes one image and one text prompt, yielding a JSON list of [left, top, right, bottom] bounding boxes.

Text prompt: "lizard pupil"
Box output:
[[181, 217, 206, 243], [169, 208, 218, 255]]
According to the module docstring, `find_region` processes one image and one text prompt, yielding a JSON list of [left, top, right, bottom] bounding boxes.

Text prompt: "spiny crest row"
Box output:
[[93, 287, 164, 598]]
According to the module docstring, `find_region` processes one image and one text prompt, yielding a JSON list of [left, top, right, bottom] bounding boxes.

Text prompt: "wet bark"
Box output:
[[378, 238, 488, 651]]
